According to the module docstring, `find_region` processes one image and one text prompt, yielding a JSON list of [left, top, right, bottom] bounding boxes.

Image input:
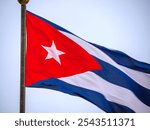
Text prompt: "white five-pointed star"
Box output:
[[41, 41, 65, 64]]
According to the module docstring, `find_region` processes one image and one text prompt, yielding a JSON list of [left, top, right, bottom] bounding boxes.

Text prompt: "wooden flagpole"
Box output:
[[18, 0, 29, 113]]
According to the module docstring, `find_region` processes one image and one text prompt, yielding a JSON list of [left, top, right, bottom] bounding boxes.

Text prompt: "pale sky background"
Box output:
[[0, 0, 150, 112]]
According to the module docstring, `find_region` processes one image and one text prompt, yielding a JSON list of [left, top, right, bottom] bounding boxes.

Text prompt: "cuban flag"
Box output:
[[26, 11, 150, 113]]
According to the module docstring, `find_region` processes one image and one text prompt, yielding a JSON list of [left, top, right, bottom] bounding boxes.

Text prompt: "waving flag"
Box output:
[[26, 11, 150, 113]]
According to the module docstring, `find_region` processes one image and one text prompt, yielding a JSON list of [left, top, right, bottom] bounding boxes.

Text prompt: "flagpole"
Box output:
[[18, 0, 29, 113]]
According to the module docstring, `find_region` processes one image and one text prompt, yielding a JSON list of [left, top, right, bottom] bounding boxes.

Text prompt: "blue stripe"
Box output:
[[90, 43, 150, 74], [27, 11, 88, 43], [27, 11, 150, 73], [92, 57, 150, 106], [29, 78, 134, 113]]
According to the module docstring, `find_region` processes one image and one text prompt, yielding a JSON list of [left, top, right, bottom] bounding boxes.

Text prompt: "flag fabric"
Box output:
[[26, 11, 150, 113]]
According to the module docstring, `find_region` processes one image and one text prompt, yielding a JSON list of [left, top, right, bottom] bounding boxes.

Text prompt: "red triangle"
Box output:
[[26, 12, 101, 86]]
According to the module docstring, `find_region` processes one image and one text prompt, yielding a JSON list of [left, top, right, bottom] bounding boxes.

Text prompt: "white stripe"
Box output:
[[60, 31, 150, 90], [59, 72, 150, 112], [120, 66, 150, 89]]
